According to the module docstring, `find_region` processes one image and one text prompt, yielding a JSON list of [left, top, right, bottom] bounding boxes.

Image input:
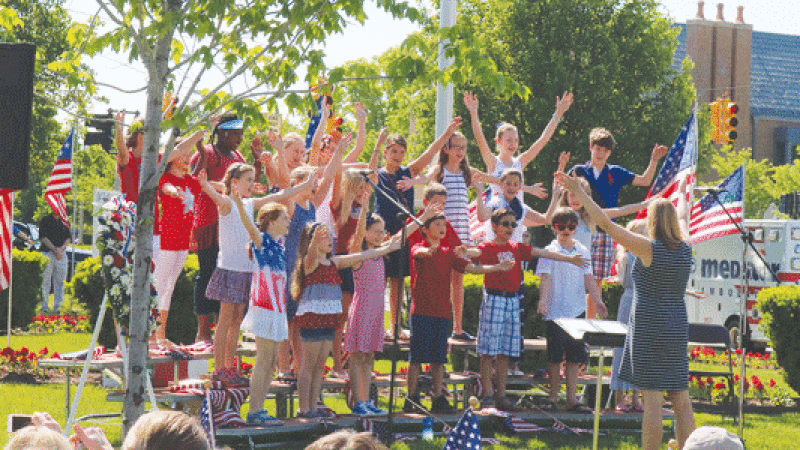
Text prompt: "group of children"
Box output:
[[114, 89, 672, 423]]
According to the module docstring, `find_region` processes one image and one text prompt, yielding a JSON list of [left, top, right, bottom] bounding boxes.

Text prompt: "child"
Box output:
[[567, 129, 667, 317], [476, 169, 548, 242], [291, 223, 400, 419], [374, 127, 441, 340], [403, 213, 514, 414], [464, 90, 572, 200], [536, 207, 608, 413], [199, 163, 313, 386], [472, 208, 586, 410], [233, 196, 290, 426]]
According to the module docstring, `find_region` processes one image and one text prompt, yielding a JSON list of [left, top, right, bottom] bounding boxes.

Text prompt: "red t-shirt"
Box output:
[[331, 200, 361, 255], [190, 144, 245, 248], [406, 212, 462, 249], [118, 151, 141, 204], [410, 242, 468, 318], [158, 172, 202, 251], [473, 240, 533, 293]]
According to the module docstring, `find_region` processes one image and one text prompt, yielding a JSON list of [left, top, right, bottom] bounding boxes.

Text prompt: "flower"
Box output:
[[769, 379, 777, 388], [113, 253, 125, 268], [714, 382, 727, 390], [38, 347, 48, 356], [103, 255, 113, 266], [1, 347, 13, 357]]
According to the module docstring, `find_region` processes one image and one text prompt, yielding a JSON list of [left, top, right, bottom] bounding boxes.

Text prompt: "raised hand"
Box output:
[[337, 132, 353, 152], [251, 132, 264, 160], [526, 183, 548, 199], [553, 171, 581, 192], [555, 91, 574, 116], [558, 151, 571, 173], [115, 110, 126, 127], [209, 113, 221, 131], [376, 127, 390, 147], [651, 144, 668, 160], [266, 130, 284, 151], [354, 102, 366, 120], [463, 91, 479, 114], [420, 202, 444, 221], [72, 425, 114, 450], [446, 116, 463, 135]]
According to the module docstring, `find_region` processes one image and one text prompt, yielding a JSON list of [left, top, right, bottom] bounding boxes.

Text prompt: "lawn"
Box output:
[[2, 331, 800, 449]]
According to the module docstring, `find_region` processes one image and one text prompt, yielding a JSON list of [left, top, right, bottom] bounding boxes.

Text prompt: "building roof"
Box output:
[[674, 23, 800, 120]]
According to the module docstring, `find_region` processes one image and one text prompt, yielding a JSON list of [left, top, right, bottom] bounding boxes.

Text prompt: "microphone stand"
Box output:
[[704, 189, 779, 440], [360, 172, 421, 444]]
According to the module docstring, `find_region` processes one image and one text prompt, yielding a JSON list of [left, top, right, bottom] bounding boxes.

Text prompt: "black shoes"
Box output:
[[430, 395, 456, 414]]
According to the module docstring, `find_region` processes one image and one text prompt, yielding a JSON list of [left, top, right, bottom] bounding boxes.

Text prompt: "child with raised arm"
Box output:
[[472, 208, 587, 410], [464, 90, 572, 200], [567, 129, 667, 317], [402, 213, 514, 415], [536, 207, 608, 413], [233, 195, 289, 426], [291, 223, 400, 419], [476, 169, 549, 242]]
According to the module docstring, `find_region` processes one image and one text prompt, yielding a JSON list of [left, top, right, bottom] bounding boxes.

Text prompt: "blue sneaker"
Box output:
[[351, 401, 373, 416], [246, 410, 283, 426], [366, 400, 387, 416]]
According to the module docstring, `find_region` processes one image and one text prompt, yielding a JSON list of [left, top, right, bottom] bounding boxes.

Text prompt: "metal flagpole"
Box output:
[[70, 128, 77, 287], [737, 159, 748, 440], [6, 192, 14, 347]]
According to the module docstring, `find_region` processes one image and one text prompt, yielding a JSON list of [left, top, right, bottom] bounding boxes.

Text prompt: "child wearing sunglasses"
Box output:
[[536, 207, 608, 413], [470, 208, 586, 411]]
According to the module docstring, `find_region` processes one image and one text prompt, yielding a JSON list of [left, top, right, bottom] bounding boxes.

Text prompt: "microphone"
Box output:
[[694, 186, 724, 194], [356, 169, 375, 180]]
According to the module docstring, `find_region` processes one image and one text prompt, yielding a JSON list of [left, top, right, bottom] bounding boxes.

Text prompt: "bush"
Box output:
[[756, 285, 800, 394], [71, 255, 200, 348], [0, 249, 48, 330]]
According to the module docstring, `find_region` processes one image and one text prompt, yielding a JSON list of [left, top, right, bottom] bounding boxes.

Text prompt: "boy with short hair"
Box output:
[[569, 127, 666, 317], [476, 168, 547, 242], [536, 207, 608, 412], [403, 213, 513, 414], [472, 208, 585, 410]]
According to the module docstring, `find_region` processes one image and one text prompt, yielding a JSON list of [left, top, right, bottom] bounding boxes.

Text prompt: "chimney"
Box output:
[[696, 1, 705, 19], [716, 3, 725, 21], [736, 6, 745, 23]]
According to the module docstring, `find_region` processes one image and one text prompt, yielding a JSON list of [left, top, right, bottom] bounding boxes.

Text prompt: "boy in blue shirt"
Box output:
[[568, 127, 666, 317]]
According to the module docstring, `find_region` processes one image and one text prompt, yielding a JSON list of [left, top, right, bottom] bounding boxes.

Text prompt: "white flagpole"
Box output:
[[70, 128, 77, 284], [737, 159, 747, 440], [690, 102, 699, 205], [6, 192, 14, 348]]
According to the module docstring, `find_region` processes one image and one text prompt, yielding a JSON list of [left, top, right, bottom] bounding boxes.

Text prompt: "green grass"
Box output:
[[3, 332, 800, 449]]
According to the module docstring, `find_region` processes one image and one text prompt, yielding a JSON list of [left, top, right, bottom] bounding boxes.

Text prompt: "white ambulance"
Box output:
[[686, 219, 800, 348]]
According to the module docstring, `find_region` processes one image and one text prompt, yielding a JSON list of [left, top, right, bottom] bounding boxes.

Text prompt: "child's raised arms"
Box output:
[[333, 234, 401, 270]]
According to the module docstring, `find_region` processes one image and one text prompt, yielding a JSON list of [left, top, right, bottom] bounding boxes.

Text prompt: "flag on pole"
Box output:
[[689, 164, 745, 244], [636, 113, 698, 219], [44, 129, 75, 226], [443, 408, 483, 450], [199, 391, 217, 449], [1, 189, 14, 290]]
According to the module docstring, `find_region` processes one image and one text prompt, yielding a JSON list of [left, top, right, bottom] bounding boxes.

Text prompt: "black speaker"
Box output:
[[0, 43, 36, 190]]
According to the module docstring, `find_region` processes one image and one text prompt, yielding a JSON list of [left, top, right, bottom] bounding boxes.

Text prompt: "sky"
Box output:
[[62, 0, 800, 121]]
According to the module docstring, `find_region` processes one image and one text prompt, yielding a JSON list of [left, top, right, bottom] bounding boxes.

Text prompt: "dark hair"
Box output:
[[490, 208, 515, 225], [422, 213, 446, 229], [384, 133, 407, 151], [552, 207, 579, 226], [209, 112, 240, 167], [423, 183, 447, 201], [589, 127, 616, 150], [126, 119, 145, 149], [290, 222, 328, 300], [435, 132, 472, 187]]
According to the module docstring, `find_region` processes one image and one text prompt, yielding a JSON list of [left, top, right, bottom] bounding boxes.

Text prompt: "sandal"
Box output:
[[567, 403, 593, 414]]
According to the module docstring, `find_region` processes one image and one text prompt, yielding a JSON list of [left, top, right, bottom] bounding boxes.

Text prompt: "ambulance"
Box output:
[[685, 219, 800, 348]]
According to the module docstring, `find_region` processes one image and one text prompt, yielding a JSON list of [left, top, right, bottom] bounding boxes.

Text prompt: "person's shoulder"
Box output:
[[573, 240, 590, 255]]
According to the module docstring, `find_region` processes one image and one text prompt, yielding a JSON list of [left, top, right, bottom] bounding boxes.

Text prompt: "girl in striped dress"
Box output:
[[233, 196, 289, 426]]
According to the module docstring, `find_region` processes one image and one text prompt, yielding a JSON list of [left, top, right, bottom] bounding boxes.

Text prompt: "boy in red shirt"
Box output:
[[403, 213, 513, 414], [471, 208, 585, 410]]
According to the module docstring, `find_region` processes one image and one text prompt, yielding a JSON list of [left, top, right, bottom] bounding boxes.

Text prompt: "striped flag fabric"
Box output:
[[636, 113, 698, 219], [689, 164, 745, 244], [1, 189, 14, 290], [44, 129, 75, 226], [199, 391, 217, 449], [505, 415, 546, 433]]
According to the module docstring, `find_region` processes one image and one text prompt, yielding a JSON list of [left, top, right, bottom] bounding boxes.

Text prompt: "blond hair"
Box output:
[[121, 410, 209, 450], [222, 163, 256, 195], [495, 122, 517, 141], [335, 169, 365, 228], [559, 178, 593, 229], [647, 199, 686, 250], [4, 426, 71, 450]]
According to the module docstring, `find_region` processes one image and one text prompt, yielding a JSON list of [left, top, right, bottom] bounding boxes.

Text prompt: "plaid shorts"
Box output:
[[477, 291, 522, 357], [591, 231, 615, 279]]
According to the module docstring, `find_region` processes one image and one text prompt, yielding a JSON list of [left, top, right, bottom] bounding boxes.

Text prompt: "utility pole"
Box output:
[[434, 0, 456, 139]]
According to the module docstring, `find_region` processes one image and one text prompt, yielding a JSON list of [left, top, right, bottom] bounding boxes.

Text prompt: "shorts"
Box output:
[[546, 316, 588, 364], [591, 231, 615, 279], [206, 267, 251, 304], [384, 244, 410, 279], [409, 314, 451, 365], [338, 267, 354, 294], [477, 291, 522, 357], [300, 327, 335, 342]]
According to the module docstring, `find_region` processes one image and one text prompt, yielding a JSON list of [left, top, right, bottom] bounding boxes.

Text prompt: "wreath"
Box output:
[[95, 195, 159, 336]]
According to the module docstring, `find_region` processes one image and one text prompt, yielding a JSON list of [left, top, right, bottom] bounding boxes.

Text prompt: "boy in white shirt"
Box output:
[[536, 207, 608, 412]]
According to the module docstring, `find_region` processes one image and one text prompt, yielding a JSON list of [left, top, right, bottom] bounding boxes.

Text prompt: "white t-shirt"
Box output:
[[536, 239, 592, 321], [217, 197, 256, 273]]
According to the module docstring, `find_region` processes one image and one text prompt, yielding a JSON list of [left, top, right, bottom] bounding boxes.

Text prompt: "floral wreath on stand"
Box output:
[[95, 195, 159, 338]]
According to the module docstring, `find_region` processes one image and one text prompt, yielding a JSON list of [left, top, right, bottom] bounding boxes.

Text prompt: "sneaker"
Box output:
[[351, 401, 372, 416], [451, 331, 475, 341], [403, 393, 424, 413], [329, 370, 348, 379], [430, 395, 456, 414], [246, 410, 283, 426], [366, 400, 387, 416], [512, 368, 525, 376]]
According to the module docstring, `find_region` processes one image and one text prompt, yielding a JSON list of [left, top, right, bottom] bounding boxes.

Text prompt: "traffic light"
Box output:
[[84, 113, 114, 152], [709, 100, 722, 143], [721, 100, 739, 142]]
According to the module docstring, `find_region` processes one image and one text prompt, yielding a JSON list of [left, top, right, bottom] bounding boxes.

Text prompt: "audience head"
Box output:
[[683, 426, 744, 450], [4, 426, 71, 450], [304, 428, 387, 450], [121, 410, 210, 450]]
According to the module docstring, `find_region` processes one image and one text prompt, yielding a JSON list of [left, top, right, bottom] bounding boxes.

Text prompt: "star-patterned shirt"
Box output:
[[158, 172, 202, 251]]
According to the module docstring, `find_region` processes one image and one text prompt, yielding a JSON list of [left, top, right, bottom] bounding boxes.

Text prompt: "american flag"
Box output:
[[44, 129, 75, 226], [504, 415, 546, 433], [689, 164, 745, 244], [636, 113, 698, 219], [199, 391, 217, 449], [443, 408, 482, 450], [468, 188, 492, 242], [1, 189, 14, 290]]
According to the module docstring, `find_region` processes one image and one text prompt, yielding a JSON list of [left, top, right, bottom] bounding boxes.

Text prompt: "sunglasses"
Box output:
[[553, 222, 577, 231], [500, 220, 518, 229]]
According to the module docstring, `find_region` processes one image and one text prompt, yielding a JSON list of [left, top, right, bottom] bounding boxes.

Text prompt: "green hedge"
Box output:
[[756, 285, 800, 394], [0, 249, 48, 330], [71, 255, 200, 348]]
